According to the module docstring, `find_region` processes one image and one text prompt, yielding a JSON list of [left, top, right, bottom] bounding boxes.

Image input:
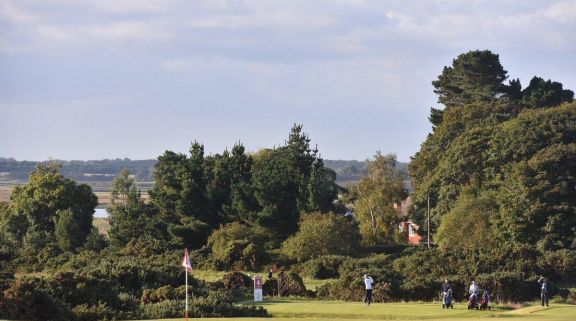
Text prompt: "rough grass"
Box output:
[[192, 269, 230, 282], [192, 269, 334, 290], [128, 299, 575, 321], [93, 217, 111, 235]]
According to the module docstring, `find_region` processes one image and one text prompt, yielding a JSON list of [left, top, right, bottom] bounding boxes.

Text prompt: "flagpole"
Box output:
[[185, 266, 189, 321]]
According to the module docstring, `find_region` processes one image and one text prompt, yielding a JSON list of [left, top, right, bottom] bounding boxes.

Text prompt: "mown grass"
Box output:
[[128, 299, 575, 321], [2, 298, 574, 321]]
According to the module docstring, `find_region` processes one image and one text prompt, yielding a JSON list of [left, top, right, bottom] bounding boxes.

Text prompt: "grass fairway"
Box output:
[[134, 299, 575, 321]]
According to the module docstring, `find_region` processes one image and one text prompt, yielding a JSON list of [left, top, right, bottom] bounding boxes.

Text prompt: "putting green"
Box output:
[[134, 299, 576, 321]]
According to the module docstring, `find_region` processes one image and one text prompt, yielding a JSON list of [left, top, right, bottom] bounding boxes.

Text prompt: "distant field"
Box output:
[[0, 184, 149, 207], [126, 300, 576, 321], [0, 185, 11, 203]]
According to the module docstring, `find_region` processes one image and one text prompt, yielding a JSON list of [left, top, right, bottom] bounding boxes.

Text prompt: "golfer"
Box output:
[[538, 276, 549, 307], [469, 280, 479, 296], [363, 274, 374, 306]]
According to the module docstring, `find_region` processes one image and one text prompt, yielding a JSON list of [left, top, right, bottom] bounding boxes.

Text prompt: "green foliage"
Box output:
[[54, 209, 82, 251], [263, 271, 309, 297], [83, 227, 108, 251], [522, 76, 574, 108], [221, 271, 253, 296], [1, 164, 97, 256], [435, 187, 498, 252], [413, 50, 575, 248], [299, 255, 349, 279], [207, 222, 270, 271], [146, 125, 337, 239], [1, 250, 268, 320], [489, 104, 576, 168], [355, 153, 407, 245], [537, 250, 576, 283], [432, 50, 508, 108], [494, 143, 576, 251], [281, 213, 360, 262], [411, 96, 576, 258], [140, 299, 184, 319], [109, 169, 167, 248], [318, 254, 398, 302], [149, 143, 208, 223], [167, 218, 210, 249], [308, 159, 339, 213], [140, 287, 268, 318], [71, 303, 116, 321], [252, 147, 301, 234], [1, 277, 73, 321]]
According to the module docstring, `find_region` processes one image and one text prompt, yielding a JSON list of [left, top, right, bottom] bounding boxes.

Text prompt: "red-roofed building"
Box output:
[[399, 220, 422, 245], [396, 197, 421, 245]]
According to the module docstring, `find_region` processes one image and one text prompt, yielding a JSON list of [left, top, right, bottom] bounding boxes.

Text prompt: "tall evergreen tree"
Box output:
[[432, 50, 508, 109], [521, 76, 574, 108], [109, 169, 163, 247]]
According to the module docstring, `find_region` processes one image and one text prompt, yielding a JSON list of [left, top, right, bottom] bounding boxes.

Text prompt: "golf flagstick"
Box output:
[[182, 248, 192, 321], [185, 267, 188, 321]]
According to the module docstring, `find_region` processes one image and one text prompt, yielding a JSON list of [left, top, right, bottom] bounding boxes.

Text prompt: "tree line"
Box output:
[[1, 50, 576, 321]]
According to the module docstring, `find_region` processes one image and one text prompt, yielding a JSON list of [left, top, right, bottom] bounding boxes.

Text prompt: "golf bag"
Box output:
[[480, 291, 491, 310], [442, 289, 454, 309], [467, 293, 479, 310]]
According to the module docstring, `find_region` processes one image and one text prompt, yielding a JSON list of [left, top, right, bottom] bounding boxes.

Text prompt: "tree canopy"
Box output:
[[410, 49, 576, 258], [1, 163, 98, 256]]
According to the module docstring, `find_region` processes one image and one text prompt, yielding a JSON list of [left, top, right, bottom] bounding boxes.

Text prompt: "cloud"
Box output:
[[86, 21, 172, 40], [0, 1, 37, 23], [3, 0, 575, 56], [542, 1, 576, 23], [1, 0, 575, 161]]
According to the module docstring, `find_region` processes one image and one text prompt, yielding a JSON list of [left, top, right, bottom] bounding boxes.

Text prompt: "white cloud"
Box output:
[[89, 0, 173, 14], [87, 21, 172, 40], [542, 1, 576, 23], [1, 0, 575, 160], [0, 1, 37, 23]]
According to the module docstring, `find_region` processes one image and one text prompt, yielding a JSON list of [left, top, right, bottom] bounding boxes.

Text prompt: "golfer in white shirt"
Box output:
[[363, 274, 374, 306]]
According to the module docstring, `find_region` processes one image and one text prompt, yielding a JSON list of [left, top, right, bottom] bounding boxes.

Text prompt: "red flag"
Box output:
[[182, 248, 193, 271]]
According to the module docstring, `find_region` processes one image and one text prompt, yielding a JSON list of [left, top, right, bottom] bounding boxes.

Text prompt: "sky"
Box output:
[[1, 0, 575, 162]]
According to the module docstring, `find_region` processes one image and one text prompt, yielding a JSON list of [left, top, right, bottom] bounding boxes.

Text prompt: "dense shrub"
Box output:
[[188, 290, 268, 317], [318, 254, 399, 302], [537, 250, 576, 284], [281, 213, 360, 262], [222, 271, 253, 297], [299, 255, 349, 279], [264, 271, 308, 297], [141, 299, 184, 319], [392, 249, 453, 300], [71, 303, 116, 321], [56, 251, 183, 296], [140, 288, 268, 318], [1, 269, 267, 321], [318, 274, 392, 302], [1, 277, 73, 321], [141, 285, 182, 304], [0, 271, 15, 291], [552, 288, 576, 304], [208, 222, 271, 271]]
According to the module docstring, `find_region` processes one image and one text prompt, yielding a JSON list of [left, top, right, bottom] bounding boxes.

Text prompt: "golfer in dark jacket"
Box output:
[[538, 276, 549, 307]]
